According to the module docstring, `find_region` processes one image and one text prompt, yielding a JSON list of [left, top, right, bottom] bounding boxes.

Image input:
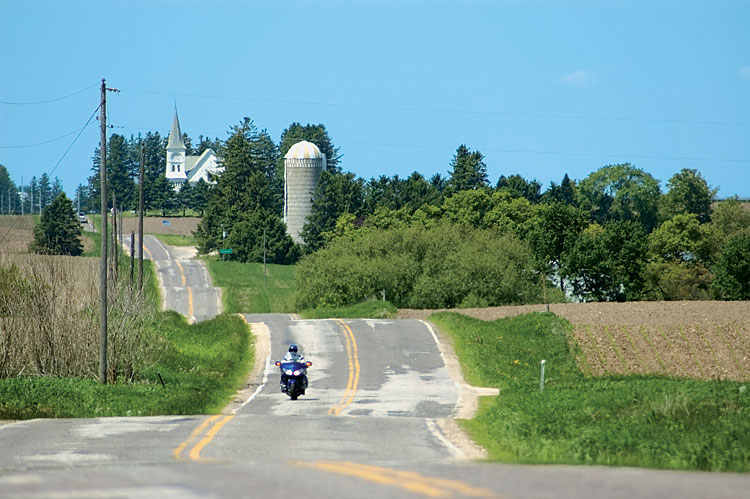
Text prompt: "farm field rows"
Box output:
[[401, 301, 750, 381]]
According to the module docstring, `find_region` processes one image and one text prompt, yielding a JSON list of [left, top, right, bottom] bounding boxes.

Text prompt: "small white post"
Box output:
[[540, 359, 546, 392]]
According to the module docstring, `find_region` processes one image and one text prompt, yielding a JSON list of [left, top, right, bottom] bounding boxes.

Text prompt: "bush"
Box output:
[[295, 224, 543, 309]]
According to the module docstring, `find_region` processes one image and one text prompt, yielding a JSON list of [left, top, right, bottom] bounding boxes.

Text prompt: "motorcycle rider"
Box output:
[[280, 344, 308, 393]]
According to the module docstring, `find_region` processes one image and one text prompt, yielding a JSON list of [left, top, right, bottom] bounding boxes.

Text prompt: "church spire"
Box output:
[[167, 107, 186, 150]]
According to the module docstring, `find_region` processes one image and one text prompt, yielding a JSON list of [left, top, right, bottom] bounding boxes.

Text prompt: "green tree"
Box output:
[[190, 178, 211, 216], [543, 173, 576, 205], [648, 213, 716, 264], [497, 174, 542, 203], [447, 145, 488, 192], [577, 163, 661, 232], [643, 260, 712, 301], [29, 193, 82, 256], [226, 211, 298, 264], [0, 165, 20, 214], [38, 173, 52, 211], [151, 175, 176, 216], [710, 197, 750, 243], [527, 202, 588, 291], [177, 182, 193, 216], [442, 188, 493, 228], [195, 118, 290, 263], [301, 171, 364, 252], [660, 169, 716, 223], [278, 122, 341, 173], [563, 221, 647, 301], [712, 233, 750, 300]]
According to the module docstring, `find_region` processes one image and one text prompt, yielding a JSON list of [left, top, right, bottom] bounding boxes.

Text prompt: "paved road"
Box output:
[[125, 234, 221, 322], [2, 315, 748, 498]]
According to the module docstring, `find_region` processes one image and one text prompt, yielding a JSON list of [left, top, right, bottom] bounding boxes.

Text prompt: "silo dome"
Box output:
[[285, 140, 324, 160], [284, 141, 327, 244]]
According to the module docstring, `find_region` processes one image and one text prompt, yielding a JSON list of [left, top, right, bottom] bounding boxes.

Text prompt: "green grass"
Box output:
[[152, 233, 197, 246], [299, 300, 397, 319], [82, 230, 102, 257], [430, 312, 750, 472], [205, 258, 296, 313], [0, 312, 253, 418]]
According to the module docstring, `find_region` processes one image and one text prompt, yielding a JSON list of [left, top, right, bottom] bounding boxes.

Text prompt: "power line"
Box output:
[[120, 87, 750, 127], [47, 104, 101, 177], [0, 126, 89, 149], [0, 83, 98, 105], [336, 140, 750, 164]]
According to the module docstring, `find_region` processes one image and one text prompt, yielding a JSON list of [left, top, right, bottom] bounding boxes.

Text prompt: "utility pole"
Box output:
[[99, 78, 108, 385], [30, 182, 33, 215], [138, 144, 144, 293], [263, 228, 267, 289], [20, 177, 23, 215]]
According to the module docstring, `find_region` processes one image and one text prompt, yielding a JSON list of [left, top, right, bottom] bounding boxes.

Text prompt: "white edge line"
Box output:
[[425, 418, 464, 459], [232, 353, 271, 414], [419, 319, 446, 363]]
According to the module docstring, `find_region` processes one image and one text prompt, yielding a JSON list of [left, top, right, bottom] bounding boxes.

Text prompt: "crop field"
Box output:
[[402, 301, 750, 381], [117, 216, 200, 237], [0, 215, 35, 253]]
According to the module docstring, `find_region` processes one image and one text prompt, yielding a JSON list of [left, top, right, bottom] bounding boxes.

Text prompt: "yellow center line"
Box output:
[[176, 260, 187, 287], [172, 415, 221, 460], [288, 461, 497, 498], [188, 286, 194, 317], [328, 319, 360, 416], [142, 244, 154, 261], [188, 415, 235, 461]]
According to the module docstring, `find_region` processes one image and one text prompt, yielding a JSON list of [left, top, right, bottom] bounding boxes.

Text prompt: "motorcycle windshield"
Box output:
[[280, 362, 306, 373]]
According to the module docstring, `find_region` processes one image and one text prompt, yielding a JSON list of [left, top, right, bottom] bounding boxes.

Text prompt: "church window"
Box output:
[[171, 165, 175, 172]]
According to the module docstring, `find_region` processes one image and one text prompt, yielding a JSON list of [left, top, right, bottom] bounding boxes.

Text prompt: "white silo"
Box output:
[[284, 140, 326, 244]]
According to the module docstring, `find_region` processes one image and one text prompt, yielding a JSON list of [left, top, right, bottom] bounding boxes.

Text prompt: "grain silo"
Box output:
[[284, 140, 326, 244]]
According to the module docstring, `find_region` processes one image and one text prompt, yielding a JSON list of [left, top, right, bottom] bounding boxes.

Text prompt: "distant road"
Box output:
[[124, 234, 221, 322]]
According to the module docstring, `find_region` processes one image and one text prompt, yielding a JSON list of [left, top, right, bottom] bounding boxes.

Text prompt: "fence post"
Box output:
[[540, 359, 546, 392]]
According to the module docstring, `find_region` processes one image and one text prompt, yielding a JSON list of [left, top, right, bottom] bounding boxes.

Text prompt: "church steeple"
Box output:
[[166, 107, 187, 182], [167, 107, 186, 150]]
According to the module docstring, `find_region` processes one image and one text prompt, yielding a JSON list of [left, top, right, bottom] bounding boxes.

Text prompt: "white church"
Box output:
[[165, 109, 222, 189]]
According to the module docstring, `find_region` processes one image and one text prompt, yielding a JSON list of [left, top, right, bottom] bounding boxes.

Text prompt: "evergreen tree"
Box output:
[[51, 177, 64, 198], [151, 175, 176, 216], [497, 174, 542, 203], [447, 145, 488, 192], [177, 181, 193, 216], [195, 118, 293, 263], [39, 173, 52, 211], [26, 176, 38, 214], [0, 165, 20, 214], [301, 171, 364, 252], [29, 193, 83, 256], [107, 134, 136, 209], [190, 178, 211, 216], [542, 173, 576, 205]]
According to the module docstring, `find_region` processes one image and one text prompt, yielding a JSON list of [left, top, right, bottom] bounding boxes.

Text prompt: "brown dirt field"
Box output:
[[118, 217, 200, 237], [401, 301, 750, 381], [0, 215, 35, 253]]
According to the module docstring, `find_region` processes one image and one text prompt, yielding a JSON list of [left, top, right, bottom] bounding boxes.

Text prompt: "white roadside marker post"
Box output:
[[540, 359, 546, 393]]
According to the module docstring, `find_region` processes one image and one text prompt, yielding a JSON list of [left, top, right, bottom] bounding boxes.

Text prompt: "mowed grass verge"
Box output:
[[0, 312, 252, 418], [430, 312, 750, 472], [206, 258, 296, 313]]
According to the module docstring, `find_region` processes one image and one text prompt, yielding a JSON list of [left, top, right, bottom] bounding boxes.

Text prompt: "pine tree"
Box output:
[[29, 193, 83, 256], [447, 145, 488, 192]]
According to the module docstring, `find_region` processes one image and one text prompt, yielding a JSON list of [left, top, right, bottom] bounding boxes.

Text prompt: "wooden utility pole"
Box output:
[[112, 191, 118, 275], [130, 231, 135, 287], [138, 144, 144, 293], [99, 78, 108, 385]]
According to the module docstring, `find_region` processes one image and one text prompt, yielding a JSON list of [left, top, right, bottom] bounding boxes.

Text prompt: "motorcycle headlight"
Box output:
[[293, 370, 301, 376], [284, 369, 294, 375]]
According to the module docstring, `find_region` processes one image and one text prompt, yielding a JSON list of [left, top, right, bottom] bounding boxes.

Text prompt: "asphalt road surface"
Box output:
[[2, 314, 748, 498], [124, 234, 222, 322]]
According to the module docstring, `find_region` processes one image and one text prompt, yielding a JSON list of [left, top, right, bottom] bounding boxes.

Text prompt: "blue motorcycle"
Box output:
[[275, 360, 311, 400]]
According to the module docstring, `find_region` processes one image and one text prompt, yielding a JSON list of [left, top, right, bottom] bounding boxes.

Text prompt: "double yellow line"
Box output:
[[173, 414, 235, 461], [289, 461, 496, 498], [175, 260, 194, 317], [328, 319, 360, 416]]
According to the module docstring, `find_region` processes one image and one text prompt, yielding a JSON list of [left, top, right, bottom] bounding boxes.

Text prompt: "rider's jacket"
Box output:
[[283, 352, 304, 363]]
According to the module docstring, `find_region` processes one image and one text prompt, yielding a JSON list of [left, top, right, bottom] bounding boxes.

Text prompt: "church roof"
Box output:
[[167, 108, 186, 150]]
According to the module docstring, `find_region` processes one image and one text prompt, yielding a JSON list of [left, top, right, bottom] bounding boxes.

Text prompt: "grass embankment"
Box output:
[[206, 259, 296, 313], [0, 312, 252, 419], [299, 301, 397, 319], [152, 233, 196, 246], [431, 312, 750, 472]]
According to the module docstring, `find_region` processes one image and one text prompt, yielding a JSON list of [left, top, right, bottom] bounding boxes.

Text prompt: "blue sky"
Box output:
[[1, 0, 748, 199]]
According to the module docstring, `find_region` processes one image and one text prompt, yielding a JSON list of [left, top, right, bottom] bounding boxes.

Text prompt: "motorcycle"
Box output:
[[275, 359, 311, 400]]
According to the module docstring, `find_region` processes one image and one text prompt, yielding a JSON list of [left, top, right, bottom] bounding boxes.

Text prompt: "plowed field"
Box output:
[[400, 301, 750, 381]]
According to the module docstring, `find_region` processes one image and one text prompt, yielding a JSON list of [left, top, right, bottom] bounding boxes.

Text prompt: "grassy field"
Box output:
[[299, 301, 397, 319], [206, 258, 297, 313], [0, 312, 252, 418], [431, 312, 750, 471]]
